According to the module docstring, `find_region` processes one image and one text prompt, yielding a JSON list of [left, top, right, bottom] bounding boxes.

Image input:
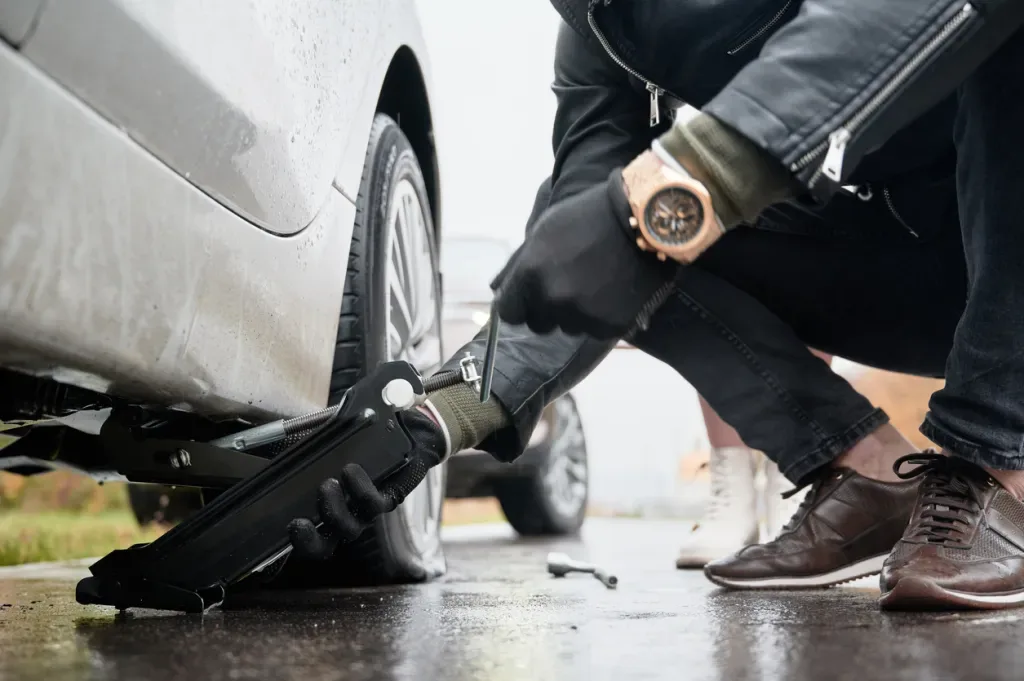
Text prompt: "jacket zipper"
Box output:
[[727, 0, 794, 56], [883, 187, 919, 238], [587, 5, 682, 127], [792, 3, 976, 186]]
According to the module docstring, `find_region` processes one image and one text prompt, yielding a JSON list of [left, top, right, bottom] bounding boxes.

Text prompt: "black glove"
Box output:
[[491, 169, 680, 340], [287, 408, 446, 559]]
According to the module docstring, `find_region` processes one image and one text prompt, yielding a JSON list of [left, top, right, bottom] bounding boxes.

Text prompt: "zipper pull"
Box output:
[[647, 83, 663, 127], [821, 128, 851, 182]]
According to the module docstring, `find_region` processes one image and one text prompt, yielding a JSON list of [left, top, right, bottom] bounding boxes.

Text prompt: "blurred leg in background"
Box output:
[[676, 352, 830, 569], [674, 396, 759, 569]]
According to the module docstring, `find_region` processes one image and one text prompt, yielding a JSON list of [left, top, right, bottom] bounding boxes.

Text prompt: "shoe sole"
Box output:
[[677, 551, 757, 570], [703, 553, 888, 590], [676, 557, 716, 570], [880, 576, 1024, 611], [676, 561, 707, 570]]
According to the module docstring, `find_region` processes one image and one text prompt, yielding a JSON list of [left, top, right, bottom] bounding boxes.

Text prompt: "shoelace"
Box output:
[[894, 452, 989, 547], [775, 471, 834, 535]]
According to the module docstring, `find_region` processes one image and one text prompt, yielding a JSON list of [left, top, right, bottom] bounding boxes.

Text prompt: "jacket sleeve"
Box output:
[[703, 0, 1024, 199], [540, 20, 667, 217]]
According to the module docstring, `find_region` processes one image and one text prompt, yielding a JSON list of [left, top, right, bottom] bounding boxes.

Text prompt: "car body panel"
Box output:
[[330, 9, 433, 204], [0, 42, 350, 419], [21, 0, 429, 235], [0, 0, 44, 45]]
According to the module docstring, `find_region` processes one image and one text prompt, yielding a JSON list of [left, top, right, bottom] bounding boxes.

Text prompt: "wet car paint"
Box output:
[[21, 0, 430, 235], [0, 0, 44, 45], [1, 519, 1021, 681]]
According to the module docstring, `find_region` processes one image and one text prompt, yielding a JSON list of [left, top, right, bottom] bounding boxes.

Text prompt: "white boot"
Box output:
[[762, 458, 810, 541], [676, 446, 759, 569]]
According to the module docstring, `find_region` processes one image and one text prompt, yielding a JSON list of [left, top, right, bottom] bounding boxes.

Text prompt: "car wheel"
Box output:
[[275, 113, 446, 587], [494, 395, 588, 536]]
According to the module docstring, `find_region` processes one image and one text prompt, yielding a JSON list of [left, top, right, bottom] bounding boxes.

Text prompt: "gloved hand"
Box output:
[[287, 407, 446, 559], [491, 168, 680, 340]]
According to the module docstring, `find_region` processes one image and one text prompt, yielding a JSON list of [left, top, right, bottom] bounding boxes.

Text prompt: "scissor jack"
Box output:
[[76, 360, 431, 613]]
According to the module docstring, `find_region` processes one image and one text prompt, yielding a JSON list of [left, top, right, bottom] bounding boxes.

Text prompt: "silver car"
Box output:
[[0, 1, 447, 584]]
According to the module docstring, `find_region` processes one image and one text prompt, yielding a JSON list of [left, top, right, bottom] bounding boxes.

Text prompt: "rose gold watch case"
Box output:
[[622, 151, 722, 264]]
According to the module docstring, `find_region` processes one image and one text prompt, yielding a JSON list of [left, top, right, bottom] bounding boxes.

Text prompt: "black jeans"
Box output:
[[918, 32, 1024, 469], [445, 21, 1020, 484], [651, 190, 965, 484]]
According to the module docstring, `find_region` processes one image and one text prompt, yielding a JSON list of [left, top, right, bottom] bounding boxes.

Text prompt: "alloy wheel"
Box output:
[[542, 397, 588, 519], [385, 178, 445, 556]]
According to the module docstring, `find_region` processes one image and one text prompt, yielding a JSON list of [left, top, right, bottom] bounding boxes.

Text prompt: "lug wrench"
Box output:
[[478, 301, 500, 403], [547, 552, 618, 589]]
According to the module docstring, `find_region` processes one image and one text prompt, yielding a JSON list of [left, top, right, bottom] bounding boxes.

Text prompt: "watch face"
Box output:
[[644, 187, 705, 246]]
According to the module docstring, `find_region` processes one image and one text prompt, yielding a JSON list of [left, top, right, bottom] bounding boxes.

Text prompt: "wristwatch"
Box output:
[[620, 145, 725, 264]]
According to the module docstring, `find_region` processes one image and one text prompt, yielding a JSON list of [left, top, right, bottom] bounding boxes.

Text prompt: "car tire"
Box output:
[[494, 395, 589, 536], [274, 113, 446, 587]]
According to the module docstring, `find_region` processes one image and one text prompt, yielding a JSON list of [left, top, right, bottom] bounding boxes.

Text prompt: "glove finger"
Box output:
[[556, 298, 626, 340], [531, 295, 576, 336], [287, 517, 340, 560], [490, 242, 526, 292], [560, 315, 585, 337], [553, 299, 585, 337], [317, 476, 366, 542], [526, 310, 558, 335], [341, 463, 398, 516], [382, 456, 434, 506], [578, 316, 623, 341], [494, 280, 531, 327], [493, 255, 538, 328]]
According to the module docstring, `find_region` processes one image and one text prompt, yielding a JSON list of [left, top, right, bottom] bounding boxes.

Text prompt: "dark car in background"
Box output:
[[441, 237, 589, 536]]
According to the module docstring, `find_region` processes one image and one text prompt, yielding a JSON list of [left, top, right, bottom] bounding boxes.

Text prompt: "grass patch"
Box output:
[[1, 471, 130, 513], [0, 505, 507, 568], [0, 480, 516, 567], [0, 511, 165, 567], [0, 501, 506, 568]]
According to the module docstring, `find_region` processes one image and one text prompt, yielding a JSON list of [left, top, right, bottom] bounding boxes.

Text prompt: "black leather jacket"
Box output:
[[553, 0, 1024, 198], [439, 0, 1024, 464]]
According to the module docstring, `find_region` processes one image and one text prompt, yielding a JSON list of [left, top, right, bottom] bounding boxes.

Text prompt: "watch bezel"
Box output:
[[634, 173, 715, 263], [641, 185, 707, 249]]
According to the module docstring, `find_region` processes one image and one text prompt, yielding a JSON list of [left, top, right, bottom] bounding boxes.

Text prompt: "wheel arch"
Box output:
[[375, 46, 442, 245]]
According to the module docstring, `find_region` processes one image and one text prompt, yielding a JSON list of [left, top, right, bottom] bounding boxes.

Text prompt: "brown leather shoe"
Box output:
[[704, 467, 919, 589], [880, 453, 1024, 611]]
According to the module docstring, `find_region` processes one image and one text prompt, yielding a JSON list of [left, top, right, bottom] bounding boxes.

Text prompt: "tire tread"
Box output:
[[275, 113, 442, 588]]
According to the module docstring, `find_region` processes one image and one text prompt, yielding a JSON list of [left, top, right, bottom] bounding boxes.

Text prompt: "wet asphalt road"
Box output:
[[2, 518, 1024, 681]]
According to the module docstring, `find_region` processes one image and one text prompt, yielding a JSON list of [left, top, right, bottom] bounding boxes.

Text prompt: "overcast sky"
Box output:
[[414, 2, 562, 249]]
